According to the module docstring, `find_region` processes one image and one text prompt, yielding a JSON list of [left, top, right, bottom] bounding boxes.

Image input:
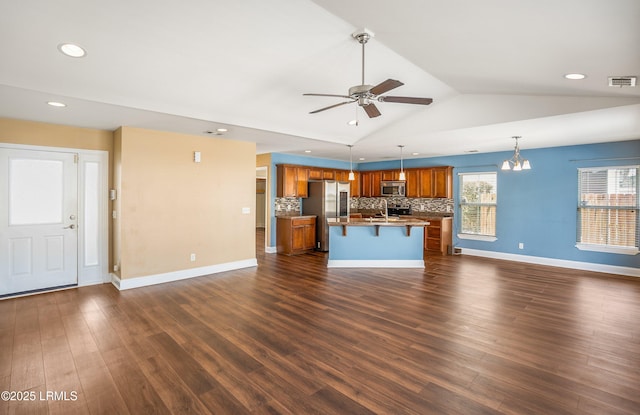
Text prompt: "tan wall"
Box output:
[[0, 117, 115, 271], [256, 153, 272, 247], [117, 127, 256, 279]]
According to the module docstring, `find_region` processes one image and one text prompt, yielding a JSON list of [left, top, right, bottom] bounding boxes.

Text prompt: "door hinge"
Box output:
[[74, 154, 78, 164]]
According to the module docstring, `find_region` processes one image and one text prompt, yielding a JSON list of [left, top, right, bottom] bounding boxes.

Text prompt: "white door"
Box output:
[[0, 148, 78, 296]]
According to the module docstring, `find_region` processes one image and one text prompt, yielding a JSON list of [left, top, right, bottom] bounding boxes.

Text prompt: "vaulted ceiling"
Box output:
[[1, 0, 639, 161]]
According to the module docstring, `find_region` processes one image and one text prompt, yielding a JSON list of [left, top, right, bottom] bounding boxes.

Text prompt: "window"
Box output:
[[577, 166, 639, 254], [459, 173, 497, 239]]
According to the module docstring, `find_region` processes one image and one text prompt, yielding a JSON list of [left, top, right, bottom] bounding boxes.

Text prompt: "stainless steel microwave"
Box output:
[[380, 181, 406, 197]]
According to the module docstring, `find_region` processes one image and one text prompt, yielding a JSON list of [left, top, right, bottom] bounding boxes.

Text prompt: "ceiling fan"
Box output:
[[303, 30, 433, 118]]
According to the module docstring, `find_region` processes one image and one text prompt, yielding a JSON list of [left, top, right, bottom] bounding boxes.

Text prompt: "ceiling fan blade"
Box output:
[[309, 100, 354, 114], [363, 103, 381, 118], [369, 79, 404, 96], [304, 93, 352, 99], [378, 96, 433, 105]]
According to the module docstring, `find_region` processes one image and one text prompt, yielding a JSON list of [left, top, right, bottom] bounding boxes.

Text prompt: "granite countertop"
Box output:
[[275, 213, 316, 219], [354, 210, 452, 219], [327, 217, 429, 227]]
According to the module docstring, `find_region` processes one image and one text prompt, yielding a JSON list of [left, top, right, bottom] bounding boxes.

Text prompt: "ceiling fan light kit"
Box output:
[[304, 29, 433, 119]]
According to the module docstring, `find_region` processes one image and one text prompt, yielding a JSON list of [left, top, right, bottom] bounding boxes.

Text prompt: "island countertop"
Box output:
[[327, 217, 429, 227]]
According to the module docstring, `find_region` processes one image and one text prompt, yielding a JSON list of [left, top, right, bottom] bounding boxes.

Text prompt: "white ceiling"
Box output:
[[1, 0, 639, 162]]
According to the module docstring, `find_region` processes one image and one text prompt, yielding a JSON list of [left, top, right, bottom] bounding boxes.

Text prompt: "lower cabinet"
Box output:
[[424, 217, 453, 255], [277, 216, 317, 255]]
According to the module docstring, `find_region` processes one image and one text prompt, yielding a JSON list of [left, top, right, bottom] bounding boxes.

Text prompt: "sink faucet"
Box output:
[[381, 198, 388, 222]]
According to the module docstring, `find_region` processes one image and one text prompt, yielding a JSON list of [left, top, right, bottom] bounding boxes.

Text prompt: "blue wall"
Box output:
[[269, 140, 640, 270]]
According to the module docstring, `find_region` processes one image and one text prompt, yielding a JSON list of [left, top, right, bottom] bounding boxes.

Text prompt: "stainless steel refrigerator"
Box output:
[[302, 180, 350, 251]]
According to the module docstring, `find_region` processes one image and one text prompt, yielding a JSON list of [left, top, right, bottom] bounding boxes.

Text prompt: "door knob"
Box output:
[[63, 224, 76, 229]]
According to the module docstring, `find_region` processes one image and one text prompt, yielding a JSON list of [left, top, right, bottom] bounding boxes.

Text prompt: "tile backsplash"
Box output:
[[354, 197, 453, 214], [275, 196, 453, 215], [274, 197, 301, 214]]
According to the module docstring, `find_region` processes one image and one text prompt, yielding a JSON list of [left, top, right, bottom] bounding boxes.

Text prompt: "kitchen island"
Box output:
[[326, 217, 429, 268]]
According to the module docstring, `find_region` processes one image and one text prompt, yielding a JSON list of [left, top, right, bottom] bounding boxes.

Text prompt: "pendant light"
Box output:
[[501, 136, 531, 171], [398, 145, 406, 181], [348, 145, 355, 181]]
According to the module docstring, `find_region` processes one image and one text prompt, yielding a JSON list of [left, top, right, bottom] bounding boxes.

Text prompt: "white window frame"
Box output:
[[458, 172, 498, 242], [576, 165, 639, 255]]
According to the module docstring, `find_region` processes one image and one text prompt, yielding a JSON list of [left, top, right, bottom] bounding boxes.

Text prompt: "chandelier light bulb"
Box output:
[[502, 136, 531, 171]]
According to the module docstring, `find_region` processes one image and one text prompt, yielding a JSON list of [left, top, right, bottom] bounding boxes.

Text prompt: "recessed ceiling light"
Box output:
[[57, 43, 86, 58], [347, 119, 358, 126], [359, 157, 365, 161], [564, 73, 586, 80], [411, 152, 419, 156], [216, 128, 228, 133], [304, 150, 312, 153], [47, 101, 66, 107]]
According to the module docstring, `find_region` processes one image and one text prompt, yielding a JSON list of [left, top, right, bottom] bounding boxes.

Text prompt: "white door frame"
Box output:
[[1, 143, 109, 290]]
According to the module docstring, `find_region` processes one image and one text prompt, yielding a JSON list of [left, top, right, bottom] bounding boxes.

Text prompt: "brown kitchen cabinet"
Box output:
[[276, 216, 317, 255], [308, 167, 323, 180], [276, 164, 309, 198], [424, 217, 452, 255], [360, 171, 372, 197], [405, 169, 420, 197], [322, 169, 335, 180], [335, 170, 349, 182], [296, 167, 309, 198], [349, 170, 360, 197], [405, 166, 453, 198], [381, 170, 400, 181], [432, 166, 453, 198]]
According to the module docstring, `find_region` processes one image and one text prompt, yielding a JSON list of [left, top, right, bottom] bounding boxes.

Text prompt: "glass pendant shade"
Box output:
[[398, 145, 405, 180], [348, 145, 355, 181], [502, 136, 531, 171]]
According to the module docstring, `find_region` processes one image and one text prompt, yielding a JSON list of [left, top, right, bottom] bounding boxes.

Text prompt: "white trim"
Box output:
[[575, 243, 639, 255], [327, 259, 425, 268], [458, 233, 497, 242], [112, 258, 258, 290], [265, 246, 277, 254], [78, 275, 107, 287], [0, 143, 109, 293], [0, 142, 107, 156], [461, 248, 640, 277]]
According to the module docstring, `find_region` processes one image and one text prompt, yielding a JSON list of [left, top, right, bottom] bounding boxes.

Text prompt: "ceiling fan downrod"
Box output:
[[354, 32, 371, 86]]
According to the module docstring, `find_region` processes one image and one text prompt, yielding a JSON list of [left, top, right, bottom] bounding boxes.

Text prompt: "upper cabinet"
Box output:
[[277, 164, 452, 199], [277, 164, 308, 198], [360, 171, 383, 197], [412, 166, 453, 198], [431, 166, 453, 198]]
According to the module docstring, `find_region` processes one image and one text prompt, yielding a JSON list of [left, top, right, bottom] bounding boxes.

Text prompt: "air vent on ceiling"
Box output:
[[608, 76, 637, 87]]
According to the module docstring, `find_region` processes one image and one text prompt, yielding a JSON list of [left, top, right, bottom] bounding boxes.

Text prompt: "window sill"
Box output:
[[458, 234, 497, 242], [575, 243, 639, 256]]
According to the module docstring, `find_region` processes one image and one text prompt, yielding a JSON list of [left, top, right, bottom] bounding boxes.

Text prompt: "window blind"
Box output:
[[578, 166, 638, 249], [460, 173, 497, 236]]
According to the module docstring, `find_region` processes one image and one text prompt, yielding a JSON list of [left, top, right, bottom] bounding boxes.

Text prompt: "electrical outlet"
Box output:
[[190, 253, 196, 261], [518, 243, 524, 249]]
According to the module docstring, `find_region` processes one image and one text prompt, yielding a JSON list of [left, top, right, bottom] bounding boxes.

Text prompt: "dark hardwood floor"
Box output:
[[1, 229, 639, 414]]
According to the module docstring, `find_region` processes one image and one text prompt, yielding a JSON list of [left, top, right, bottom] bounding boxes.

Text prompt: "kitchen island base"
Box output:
[[327, 220, 427, 268]]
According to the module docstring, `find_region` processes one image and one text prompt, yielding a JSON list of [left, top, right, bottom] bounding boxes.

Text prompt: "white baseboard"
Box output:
[[461, 248, 640, 277], [265, 246, 277, 254], [78, 275, 107, 287], [111, 258, 258, 290], [327, 259, 425, 268]]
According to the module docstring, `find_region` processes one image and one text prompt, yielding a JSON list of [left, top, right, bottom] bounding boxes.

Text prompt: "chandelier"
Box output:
[[501, 136, 531, 171]]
